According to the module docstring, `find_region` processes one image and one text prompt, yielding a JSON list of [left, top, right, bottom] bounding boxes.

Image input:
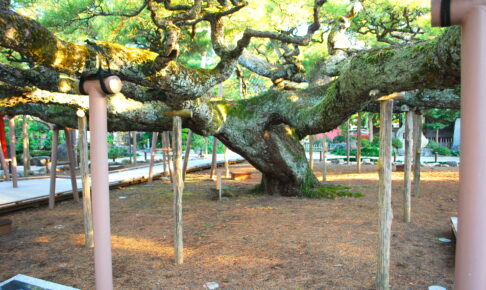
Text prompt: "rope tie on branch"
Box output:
[[79, 40, 116, 95]]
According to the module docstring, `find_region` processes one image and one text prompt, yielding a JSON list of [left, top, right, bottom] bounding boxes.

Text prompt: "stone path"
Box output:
[[0, 153, 243, 209]]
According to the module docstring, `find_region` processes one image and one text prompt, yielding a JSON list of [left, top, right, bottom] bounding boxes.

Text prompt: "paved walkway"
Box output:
[[0, 152, 244, 208]]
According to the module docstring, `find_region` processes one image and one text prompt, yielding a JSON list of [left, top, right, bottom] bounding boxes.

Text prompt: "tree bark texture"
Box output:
[[182, 130, 192, 181], [376, 100, 393, 290], [413, 111, 422, 198], [64, 128, 80, 203], [49, 127, 59, 209], [172, 116, 184, 265]]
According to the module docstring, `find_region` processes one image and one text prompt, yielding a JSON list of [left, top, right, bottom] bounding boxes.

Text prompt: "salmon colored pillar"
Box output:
[[432, 1, 486, 288], [82, 75, 122, 290], [456, 7, 486, 289]]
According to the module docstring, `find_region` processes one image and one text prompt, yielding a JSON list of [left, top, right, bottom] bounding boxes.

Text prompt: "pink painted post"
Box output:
[[82, 75, 122, 290], [432, 1, 486, 288]]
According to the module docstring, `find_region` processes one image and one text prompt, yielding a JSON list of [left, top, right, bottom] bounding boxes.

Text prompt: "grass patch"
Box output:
[[307, 185, 364, 199]]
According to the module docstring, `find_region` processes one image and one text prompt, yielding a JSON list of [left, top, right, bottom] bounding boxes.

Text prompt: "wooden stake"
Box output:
[[223, 146, 230, 178], [172, 116, 184, 265], [148, 132, 158, 184], [132, 131, 137, 164], [77, 110, 94, 248], [412, 111, 422, 197], [22, 115, 30, 177], [217, 171, 222, 201], [49, 127, 59, 209], [165, 131, 173, 182], [357, 112, 362, 173], [369, 114, 374, 142], [182, 130, 193, 181], [346, 119, 350, 164], [210, 137, 218, 179], [403, 110, 413, 223], [322, 135, 328, 182], [0, 136, 8, 180], [8, 116, 18, 188], [65, 128, 80, 203], [161, 132, 168, 176], [376, 100, 393, 290], [309, 135, 315, 170]]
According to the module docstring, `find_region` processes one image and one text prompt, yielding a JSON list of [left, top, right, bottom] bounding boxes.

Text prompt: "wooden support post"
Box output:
[[223, 146, 230, 178], [148, 132, 159, 184], [8, 116, 18, 188], [0, 137, 8, 180], [22, 115, 30, 177], [368, 114, 374, 142], [210, 137, 218, 179], [403, 110, 413, 223], [49, 127, 59, 209], [165, 131, 173, 182], [161, 132, 168, 176], [216, 171, 222, 201], [132, 131, 137, 164], [204, 137, 208, 155], [376, 99, 394, 290], [65, 128, 80, 203], [172, 116, 184, 265], [346, 119, 350, 164], [321, 135, 328, 182], [357, 112, 362, 173], [182, 130, 193, 181], [77, 110, 93, 248], [412, 111, 422, 197], [309, 135, 315, 170]]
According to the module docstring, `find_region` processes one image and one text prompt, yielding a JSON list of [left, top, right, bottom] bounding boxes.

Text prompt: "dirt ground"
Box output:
[[0, 162, 458, 289]]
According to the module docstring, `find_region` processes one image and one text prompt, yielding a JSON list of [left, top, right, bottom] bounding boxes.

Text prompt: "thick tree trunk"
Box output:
[[218, 123, 319, 196]]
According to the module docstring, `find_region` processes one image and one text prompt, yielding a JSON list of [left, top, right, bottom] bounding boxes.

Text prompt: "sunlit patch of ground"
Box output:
[[0, 162, 457, 288]]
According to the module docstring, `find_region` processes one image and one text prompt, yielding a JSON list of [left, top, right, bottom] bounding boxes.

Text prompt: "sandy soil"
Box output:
[[0, 162, 458, 289]]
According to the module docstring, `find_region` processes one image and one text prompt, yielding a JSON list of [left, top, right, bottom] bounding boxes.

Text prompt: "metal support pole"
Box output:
[[83, 75, 122, 290]]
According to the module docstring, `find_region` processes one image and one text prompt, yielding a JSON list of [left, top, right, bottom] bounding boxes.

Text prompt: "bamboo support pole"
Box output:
[[8, 116, 18, 188], [77, 110, 93, 248], [172, 116, 184, 265], [22, 115, 30, 177], [148, 132, 159, 183], [49, 127, 59, 209], [65, 128, 80, 203], [376, 100, 394, 290], [403, 110, 413, 223], [182, 130, 193, 181]]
